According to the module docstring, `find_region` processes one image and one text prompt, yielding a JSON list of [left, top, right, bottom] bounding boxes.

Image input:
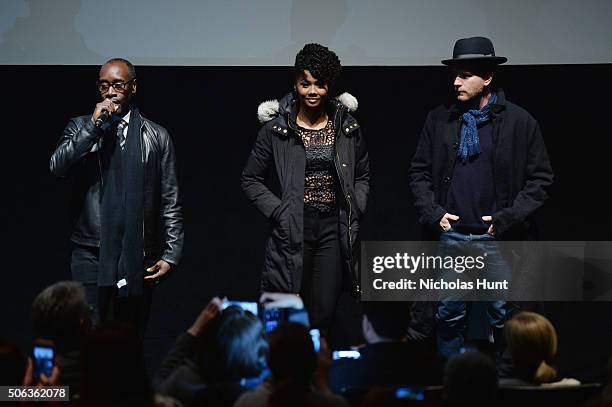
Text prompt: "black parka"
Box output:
[[241, 92, 369, 293]]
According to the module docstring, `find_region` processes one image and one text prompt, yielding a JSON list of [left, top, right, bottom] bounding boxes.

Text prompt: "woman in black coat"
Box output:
[[241, 43, 369, 332]]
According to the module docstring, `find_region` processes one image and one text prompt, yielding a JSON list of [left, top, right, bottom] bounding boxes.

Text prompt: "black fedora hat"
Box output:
[[442, 36, 507, 65]]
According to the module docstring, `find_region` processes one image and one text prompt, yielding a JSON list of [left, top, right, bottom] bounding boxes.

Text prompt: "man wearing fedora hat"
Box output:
[[408, 36, 554, 357]]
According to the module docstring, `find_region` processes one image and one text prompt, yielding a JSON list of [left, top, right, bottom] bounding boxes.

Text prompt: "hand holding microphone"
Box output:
[[91, 99, 118, 127]]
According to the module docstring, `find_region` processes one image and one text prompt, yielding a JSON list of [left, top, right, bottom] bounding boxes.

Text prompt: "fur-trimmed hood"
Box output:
[[257, 92, 358, 124]]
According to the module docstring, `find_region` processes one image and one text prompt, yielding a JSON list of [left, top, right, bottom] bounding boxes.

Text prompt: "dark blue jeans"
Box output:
[[436, 230, 510, 357]]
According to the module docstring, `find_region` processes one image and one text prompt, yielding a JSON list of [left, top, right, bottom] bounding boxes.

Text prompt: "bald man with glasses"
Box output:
[[50, 58, 183, 335]]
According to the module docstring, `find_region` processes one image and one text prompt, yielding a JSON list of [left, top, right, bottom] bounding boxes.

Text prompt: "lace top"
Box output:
[[297, 120, 337, 214]]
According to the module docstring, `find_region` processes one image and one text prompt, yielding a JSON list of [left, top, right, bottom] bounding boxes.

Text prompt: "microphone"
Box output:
[[94, 110, 111, 128]]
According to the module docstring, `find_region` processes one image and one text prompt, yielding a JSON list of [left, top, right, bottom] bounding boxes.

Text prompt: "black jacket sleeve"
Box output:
[[354, 128, 370, 218], [408, 112, 448, 226], [159, 128, 184, 266], [493, 121, 554, 235], [241, 126, 282, 220], [154, 332, 199, 387], [50, 118, 101, 178]]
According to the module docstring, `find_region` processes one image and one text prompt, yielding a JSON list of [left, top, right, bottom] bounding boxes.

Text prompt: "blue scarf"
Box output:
[[457, 92, 497, 163]]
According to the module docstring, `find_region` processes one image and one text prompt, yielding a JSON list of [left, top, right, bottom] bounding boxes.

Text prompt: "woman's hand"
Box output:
[[187, 297, 224, 337], [260, 292, 304, 309]]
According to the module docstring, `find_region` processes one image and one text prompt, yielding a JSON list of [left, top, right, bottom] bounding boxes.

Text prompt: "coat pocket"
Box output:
[[263, 235, 294, 292], [270, 200, 290, 244]]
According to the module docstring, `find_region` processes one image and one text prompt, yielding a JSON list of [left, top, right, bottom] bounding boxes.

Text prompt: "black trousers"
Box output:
[[300, 208, 342, 333], [71, 243, 152, 337]]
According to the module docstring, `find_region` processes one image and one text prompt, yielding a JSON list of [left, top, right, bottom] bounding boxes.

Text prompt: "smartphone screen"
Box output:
[[309, 329, 320, 352], [332, 350, 361, 360], [33, 345, 54, 379], [263, 308, 283, 333], [395, 387, 425, 401]]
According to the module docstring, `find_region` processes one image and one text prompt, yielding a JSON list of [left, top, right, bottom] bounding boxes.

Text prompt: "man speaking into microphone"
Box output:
[[50, 58, 183, 335]]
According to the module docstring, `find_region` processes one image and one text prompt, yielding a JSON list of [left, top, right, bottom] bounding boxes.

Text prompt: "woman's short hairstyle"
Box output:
[[504, 311, 558, 384], [294, 43, 342, 87], [31, 281, 91, 350], [197, 306, 268, 382], [444, 351, 498, 407], [267, 322, 316, 382], [266, 323, 317, 407]]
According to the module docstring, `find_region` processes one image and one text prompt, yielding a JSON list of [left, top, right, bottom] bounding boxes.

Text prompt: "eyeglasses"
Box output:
[[96, 78, 135, 93]]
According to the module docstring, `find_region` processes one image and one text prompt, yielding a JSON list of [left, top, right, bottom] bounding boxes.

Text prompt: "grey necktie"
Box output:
[[116, 119, 128, 150]]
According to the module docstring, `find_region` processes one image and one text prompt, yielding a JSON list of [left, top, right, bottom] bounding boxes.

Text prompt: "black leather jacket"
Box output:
[[50, 111, 183, 266]]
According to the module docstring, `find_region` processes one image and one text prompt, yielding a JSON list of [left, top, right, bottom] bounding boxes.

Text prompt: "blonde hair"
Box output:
[[504, 311, 558, 384]]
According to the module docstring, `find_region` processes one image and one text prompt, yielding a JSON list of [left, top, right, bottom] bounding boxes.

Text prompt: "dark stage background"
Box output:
[[2, 64, 612, 381]]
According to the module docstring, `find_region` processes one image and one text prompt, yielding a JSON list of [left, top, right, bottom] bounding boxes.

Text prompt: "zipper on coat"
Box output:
[[141, 121, 147, 259], [97, 153, 103, 189], [335, 149, 352, 250], [331, 106, 353, 256]]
